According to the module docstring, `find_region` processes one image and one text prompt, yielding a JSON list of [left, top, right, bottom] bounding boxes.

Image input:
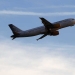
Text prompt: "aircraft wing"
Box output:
[[37, 17, 60, 41], [40, 17, 53, 30], [40, 17, 60, 30]]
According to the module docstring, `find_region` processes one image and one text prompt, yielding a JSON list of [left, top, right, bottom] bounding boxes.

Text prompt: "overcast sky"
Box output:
[[0, 0, 75, 75]]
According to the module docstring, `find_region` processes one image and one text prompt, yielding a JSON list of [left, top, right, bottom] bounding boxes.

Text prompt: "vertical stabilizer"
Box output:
[[9, 24, 22, 34], [9, 24, 23, 40]]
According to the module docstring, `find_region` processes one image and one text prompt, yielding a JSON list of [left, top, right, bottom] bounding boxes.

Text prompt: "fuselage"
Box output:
[[20, 18, 75, 37]]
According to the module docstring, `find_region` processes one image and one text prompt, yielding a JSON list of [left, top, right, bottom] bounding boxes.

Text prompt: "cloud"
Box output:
[[0, 10, 75, 16], [45, 5, 75, 8], [15, 5, 75, 10], [14, 5, 75, 10], [0, 38, 75, 75]]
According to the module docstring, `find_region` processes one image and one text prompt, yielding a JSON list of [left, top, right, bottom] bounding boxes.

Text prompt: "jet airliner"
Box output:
[[9, 17, 75, 41]]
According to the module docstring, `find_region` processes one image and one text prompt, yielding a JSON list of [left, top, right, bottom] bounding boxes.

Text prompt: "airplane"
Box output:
[[9, 17, 75, 41]]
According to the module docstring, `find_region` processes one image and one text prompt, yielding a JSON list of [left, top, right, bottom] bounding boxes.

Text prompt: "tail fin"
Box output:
[[9, 24, 23, 40]]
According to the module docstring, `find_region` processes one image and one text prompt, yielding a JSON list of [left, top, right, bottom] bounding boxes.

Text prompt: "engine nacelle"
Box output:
[[50, 31, 59, 36]]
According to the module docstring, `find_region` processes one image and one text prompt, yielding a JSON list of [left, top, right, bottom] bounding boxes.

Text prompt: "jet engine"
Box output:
[[50, 31, 59, 36]]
